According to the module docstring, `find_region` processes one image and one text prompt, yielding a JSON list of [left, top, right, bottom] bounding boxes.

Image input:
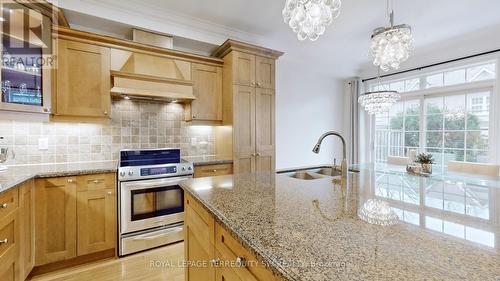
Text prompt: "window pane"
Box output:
[[405, 100, 420, 115], [405, 132, 419, 147], [425, 97, 443, 114], [376, 117, 389, 130], [465, 150, 489, 163], [444, 95, 465, 113], [467, 112, 488, 130], [426, 73, 444, 88], [466, 63, 496, 82], [466, 131, 488, 150], [405, 115, 419, 131], [444, 115, 465, 130], [444, 69, 466, 86], [444, 131, 465, 148], [390, 81, 405, 92], [444, 149, 464, 162], [426, 115, 443, 130], [426, 132, 443, 147], [467, 92, 490, 112], [404, 78, 420, 92]]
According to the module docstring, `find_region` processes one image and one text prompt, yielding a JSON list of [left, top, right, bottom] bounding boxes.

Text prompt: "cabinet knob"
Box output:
[[212, 169, 217, 172], [251, 153, 256, 157], [42, 108, 51, 113], [251, 82, 256, 86], [103, 110, 108, 115], [107, 191, 112, 195], [67, 179, 74, 183], [192, 115, 196, 119], [0, 238, 8, 244], [256, 82, 261, 87], [256, 152, 261, 157], [235, 256, 246, 267], [0, 203, 7, 209]]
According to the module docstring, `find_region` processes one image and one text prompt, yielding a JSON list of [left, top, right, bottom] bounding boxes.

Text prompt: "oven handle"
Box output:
[[132, 226, 183, 240], [122, 176, 192, 190]]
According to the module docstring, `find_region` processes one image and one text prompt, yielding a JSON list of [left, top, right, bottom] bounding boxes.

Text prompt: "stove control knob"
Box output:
[[119, 171, 125, 177], [188, 166, 192, 171], [181, 166, 186, 171], [128, 171, 134, 176]]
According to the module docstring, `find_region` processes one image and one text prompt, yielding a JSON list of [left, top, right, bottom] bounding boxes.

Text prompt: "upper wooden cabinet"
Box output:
[[54, 40, 111, 118], [185, 63, 223, 122], [213, 40, 283, 174]]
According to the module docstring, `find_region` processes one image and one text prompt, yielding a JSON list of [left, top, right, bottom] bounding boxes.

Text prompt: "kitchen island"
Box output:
[[180, 167, 500, 280]]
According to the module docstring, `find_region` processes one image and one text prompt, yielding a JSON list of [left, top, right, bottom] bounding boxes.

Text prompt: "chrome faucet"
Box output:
[[312, 131, 348, 179]]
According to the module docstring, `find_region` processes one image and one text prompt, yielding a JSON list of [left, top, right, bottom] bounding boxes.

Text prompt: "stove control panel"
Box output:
[[118, 163, 193, 181]]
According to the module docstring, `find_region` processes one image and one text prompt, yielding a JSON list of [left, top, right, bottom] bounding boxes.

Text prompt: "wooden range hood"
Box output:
[[110, 70, 195, 102]]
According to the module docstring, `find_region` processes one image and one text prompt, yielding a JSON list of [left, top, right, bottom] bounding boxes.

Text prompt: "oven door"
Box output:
[[120, 176, 190, 234]]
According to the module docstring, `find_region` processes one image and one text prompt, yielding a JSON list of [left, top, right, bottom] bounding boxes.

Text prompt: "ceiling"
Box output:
[[59, 0, 500, 79]]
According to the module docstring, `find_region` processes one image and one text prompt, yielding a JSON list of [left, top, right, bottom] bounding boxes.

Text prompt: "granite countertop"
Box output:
[[0, 161, 118, 193], [183, 155, 233, 166], [180, 168, 500, 281]]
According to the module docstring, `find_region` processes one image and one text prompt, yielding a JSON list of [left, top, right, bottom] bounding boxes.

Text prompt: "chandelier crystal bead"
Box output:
[[282, 0, 341, 41], [358, 90, 401, 115]]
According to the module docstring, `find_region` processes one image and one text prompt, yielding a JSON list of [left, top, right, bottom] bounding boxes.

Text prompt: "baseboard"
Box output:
[[28, 248, 116, 278]]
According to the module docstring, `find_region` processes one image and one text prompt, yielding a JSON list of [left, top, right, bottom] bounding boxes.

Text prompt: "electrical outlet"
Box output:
[[38, 138, 48, 150], [191, 138, 197, 146]]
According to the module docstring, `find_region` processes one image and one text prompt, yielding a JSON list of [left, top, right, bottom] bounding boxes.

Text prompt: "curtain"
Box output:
[[346, 78, 361, 164]]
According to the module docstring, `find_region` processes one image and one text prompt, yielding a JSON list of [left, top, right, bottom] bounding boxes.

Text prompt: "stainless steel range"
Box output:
[[117, 148, 193, 256]]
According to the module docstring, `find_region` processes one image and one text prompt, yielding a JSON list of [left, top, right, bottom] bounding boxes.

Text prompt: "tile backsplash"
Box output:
[[0, 99, 215, 165]]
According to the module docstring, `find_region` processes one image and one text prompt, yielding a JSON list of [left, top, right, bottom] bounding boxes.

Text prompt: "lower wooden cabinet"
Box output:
[[35, 173, 116, 267], [76, 174, 116, 256], [184, 193, 276, 281], [193, 164, 233, 178], [19, 181, 35, 280], [35, 176, 77, 266], [0, 188, 19, 281]]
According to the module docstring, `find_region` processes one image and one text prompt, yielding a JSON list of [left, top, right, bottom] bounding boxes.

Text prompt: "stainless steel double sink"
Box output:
[[279, 167, 355, 180]]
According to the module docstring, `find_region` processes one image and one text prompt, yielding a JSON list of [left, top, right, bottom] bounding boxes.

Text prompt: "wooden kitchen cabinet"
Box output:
[[213, 41, 282, 174], [35, 176, 77, 266], [35, 173, 116, 267], [186, 63, 223, 122], [76, 174, 116, 256], [0, 188, 19, 281], [19, 180, 35, 280], [184, 193, 215, 281], [184, 193, 276, 281], [194, 164, 233, 178], [55, 39, 111, 118]]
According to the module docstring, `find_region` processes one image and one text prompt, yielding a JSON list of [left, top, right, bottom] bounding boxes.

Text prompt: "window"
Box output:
[[370, 60, 496, 169]]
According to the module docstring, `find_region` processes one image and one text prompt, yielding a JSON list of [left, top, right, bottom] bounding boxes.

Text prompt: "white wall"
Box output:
[[275, 58, 345, 169]]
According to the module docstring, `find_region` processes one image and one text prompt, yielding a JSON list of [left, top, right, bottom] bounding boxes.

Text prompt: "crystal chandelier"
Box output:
[[282, 0, 341, 41], [358, 69, 401, 115], [370, 0, 413, 71]]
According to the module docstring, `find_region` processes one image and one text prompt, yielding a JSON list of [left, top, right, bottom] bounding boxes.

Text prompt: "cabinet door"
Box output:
[[233, 85, 256, 174], [19, 180, 35, 280], [255, 56, 275, 89], [35, 177, 77, 266], [56, 40, 111, 117], [190, 63, 223, 121], [255, 88, 275, 172], [0, 191, 18, 281], [184, 194, 215, 281], [233, 52, 255, 87], [77, 188, 116, 255]]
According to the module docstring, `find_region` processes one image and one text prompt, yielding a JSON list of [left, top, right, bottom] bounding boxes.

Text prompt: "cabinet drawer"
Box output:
[[215, 223, 276, 281], [194, 164, 233, 178], [0, 215, 15, 259], [0, 188, 18, 219], [77, 173, 116, 192]]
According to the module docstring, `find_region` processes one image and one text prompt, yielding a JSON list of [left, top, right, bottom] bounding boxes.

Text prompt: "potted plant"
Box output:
[[415, 153, 435, 174]]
